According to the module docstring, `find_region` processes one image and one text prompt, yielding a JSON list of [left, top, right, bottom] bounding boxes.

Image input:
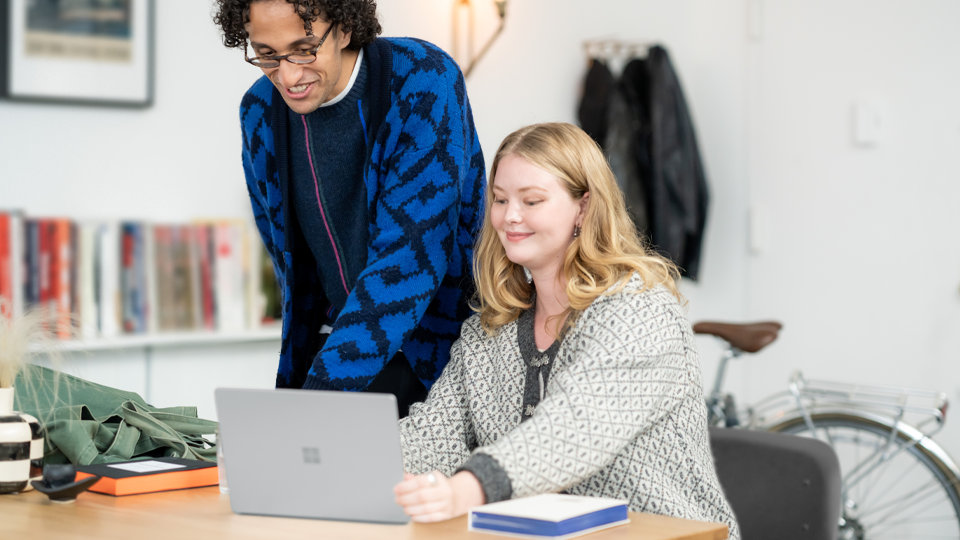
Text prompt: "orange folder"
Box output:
[[75, 457, 218, 496]]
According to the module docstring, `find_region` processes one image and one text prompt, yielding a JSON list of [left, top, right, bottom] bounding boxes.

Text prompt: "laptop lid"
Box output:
[[214, 388, 409, 524]]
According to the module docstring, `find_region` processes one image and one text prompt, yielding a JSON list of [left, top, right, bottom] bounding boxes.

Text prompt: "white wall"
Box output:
[[3, 0, 959, 454], [1, 1, 259, 221], [742, 0, 960, 452]]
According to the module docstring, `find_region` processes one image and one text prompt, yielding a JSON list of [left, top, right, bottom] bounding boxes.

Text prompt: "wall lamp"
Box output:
[[452, 0, 508, 78]]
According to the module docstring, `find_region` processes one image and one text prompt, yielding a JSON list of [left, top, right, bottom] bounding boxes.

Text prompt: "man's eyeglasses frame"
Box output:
[[244, 23, 335, 68]]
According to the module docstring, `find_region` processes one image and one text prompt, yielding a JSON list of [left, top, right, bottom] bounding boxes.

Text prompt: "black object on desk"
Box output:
[[31, 464, 100, 503]]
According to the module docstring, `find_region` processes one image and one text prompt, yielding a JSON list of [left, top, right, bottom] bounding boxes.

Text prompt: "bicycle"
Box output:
[[694, 320, 960, 540]]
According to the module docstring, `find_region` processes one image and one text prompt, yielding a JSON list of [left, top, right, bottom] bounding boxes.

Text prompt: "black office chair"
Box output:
[[709, 427, 842, 540]]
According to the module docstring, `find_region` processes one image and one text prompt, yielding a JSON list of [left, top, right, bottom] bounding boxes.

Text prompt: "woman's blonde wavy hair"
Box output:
[[472, 122, 682, 335]]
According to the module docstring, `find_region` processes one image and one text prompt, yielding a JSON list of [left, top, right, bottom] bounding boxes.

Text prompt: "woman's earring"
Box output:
[[523, 266, 533, 283], [573, 225, 582, 238]]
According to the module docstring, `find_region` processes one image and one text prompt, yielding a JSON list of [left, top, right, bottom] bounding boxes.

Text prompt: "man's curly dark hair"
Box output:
[[213, 0, 381, 51]]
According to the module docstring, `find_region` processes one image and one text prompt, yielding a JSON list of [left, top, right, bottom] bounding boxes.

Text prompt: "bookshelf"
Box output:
[[29, 324, 281, 353], [2, 210, 284, 419], [2, 211, 282, 350]]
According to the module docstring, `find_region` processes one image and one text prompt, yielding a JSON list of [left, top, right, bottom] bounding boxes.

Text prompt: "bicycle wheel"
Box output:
[[770, 412, 960, 539]]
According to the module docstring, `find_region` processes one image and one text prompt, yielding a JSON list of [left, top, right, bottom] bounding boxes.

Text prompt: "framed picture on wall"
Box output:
[[0, 0, 154, 107]]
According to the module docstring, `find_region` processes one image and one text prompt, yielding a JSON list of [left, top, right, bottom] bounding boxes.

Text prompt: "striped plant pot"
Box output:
[[0, 387, 33, 494], [19, 413, 44, 490]]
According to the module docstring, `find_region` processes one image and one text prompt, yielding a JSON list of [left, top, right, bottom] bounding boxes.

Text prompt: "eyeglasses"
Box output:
[[245, 23, 335, 68]]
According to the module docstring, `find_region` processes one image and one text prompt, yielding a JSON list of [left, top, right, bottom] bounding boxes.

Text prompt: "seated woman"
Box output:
[[393, 122, 739, 538]]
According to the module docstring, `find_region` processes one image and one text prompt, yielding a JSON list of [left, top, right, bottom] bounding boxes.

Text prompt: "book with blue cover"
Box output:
[[468, 493, 629, 539]]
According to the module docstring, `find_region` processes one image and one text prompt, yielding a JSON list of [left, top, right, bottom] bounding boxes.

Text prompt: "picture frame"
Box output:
[[0, 0, 154, 108]]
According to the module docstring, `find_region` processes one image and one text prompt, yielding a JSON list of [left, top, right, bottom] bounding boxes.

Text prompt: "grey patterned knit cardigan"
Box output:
[[399, 274, 740, 539]]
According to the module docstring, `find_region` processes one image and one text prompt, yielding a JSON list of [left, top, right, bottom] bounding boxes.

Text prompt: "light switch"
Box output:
[[748, 206, 767, 256], [747, 0, 764, 41], [853, 100, 885, 147]]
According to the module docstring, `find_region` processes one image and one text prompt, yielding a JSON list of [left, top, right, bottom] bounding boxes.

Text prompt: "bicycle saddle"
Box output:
[[692, 321, 782, 353]]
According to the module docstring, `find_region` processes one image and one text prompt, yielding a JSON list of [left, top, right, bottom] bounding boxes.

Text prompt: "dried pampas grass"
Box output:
[[0, 302, 69, 388]]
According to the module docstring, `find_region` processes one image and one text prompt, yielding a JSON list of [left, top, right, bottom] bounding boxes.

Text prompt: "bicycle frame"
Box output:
[[707, 342, 950, 437], [705, 347, 742, 426], [746, 372, 949, 437], [700, 325, 960, 537], [743, 372, 960, 495]]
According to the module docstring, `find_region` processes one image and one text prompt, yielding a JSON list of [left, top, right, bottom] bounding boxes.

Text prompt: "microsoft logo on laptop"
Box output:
[[302, 447, 321, 464]]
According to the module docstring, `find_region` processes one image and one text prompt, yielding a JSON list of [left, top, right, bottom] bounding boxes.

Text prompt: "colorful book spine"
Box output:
[[23, 219, 40, 309], [121, 222, 147, 334], [0, 211, 11, 317], [3, 213, 271, 341], [52, 218, 73, 338], [11, 213, 23, 320], [468, 494, 630, 539], [193, 223, 215, 331], [38, 219, 52, 315], [152, 224, 175, 331], [170, 225, 198, 330]]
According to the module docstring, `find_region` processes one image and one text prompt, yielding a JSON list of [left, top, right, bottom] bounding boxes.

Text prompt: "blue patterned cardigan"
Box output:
[[239, 38, 486, 391]]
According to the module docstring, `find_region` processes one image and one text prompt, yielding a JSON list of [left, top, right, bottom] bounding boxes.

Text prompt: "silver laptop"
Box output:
[[214, 388, 409, 524]]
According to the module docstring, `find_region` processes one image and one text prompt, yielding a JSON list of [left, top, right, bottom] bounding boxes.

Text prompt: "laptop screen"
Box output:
[[215, 387, 409, 524]]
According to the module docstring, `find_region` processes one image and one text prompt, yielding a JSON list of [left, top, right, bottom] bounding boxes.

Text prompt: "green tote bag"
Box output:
[[14, 364, 217, 466]]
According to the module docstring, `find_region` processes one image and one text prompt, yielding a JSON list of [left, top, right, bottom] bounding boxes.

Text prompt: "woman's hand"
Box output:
[[393, 470, 485, 522]]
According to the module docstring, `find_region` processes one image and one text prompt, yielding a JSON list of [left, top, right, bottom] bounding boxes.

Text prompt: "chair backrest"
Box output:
[[709, 427, 842, 540]]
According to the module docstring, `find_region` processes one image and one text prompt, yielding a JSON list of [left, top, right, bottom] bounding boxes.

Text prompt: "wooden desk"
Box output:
[[0, 487, 728, 540]]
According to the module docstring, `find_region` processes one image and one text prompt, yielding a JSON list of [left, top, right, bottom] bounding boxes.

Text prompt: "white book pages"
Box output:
[[214, 221, 246, 333], [97, 222, 121, 338], [468, 494, 629, 539], [77, 222, 99, 340], [144, 222, 158, 334]]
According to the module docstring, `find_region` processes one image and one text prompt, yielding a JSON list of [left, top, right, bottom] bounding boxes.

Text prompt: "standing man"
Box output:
[[213, 0, 485, 416]]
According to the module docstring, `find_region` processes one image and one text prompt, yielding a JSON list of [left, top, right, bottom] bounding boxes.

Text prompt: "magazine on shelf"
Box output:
[[468, 493, 629, 539]]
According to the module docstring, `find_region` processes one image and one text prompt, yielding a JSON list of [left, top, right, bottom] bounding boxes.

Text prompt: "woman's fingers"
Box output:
[[422, 471, 444, 489], [395, 471, 437, 496], [395, 488, 433, 507], [395, 471, 443, 491], [394, 476, 420, 496], [393, 471, 454, 520], [411, 510, 455, 523], [403, 498, 451, 518], [395, 470, 484, 521]]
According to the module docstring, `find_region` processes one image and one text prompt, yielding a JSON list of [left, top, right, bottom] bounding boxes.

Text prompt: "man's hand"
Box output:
[[393, 470, 485, 522]]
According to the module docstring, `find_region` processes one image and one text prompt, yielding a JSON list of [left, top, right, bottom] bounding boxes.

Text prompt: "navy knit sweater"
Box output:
[[288, 54, 369, 319], [239, 38, 486, 391]]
